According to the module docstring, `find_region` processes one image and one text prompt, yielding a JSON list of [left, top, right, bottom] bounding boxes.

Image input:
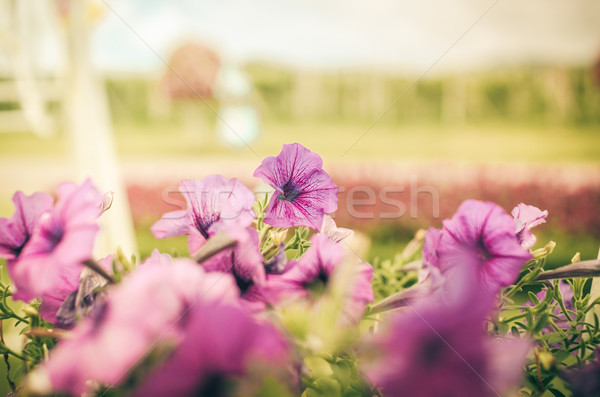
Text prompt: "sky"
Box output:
[[1, 0, 600, 76], [88, 0, 600, 75]]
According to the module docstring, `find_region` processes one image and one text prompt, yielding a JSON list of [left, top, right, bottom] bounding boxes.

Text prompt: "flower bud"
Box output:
[[23, 305, 39, 317], [101, 192, 114, 213], [532, 241, 556, 259], [538, 350, 556, 371]]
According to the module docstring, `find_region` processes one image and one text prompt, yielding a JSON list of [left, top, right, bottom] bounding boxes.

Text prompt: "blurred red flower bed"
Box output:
[[126, 168, 600, 236]]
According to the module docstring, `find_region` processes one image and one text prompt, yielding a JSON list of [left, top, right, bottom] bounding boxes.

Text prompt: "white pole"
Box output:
[[9, 0, 54, 137], [63, 0, 137, 258]]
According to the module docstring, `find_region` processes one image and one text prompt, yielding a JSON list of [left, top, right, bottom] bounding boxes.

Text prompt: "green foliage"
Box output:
[[103, 65, 600, 126], [497, 247, 600, 397], [370, 231, 423, 300], [371, 256, 418, 301], [302, 355, 373, 397], [256, 193, 313, 261]]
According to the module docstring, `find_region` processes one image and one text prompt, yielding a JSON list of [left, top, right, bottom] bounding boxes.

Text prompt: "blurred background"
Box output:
[[1, 0, 600, 271]]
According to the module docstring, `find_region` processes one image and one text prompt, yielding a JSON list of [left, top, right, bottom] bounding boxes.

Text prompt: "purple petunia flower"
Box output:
[[362, 299, 531, 397], [253, 143, 338, 230], [41, 254, 241, 395], [0, 191, 53, 264], [131, 302, 291, 397], [8, 180, 103, 322], [151, 175, 256, 254], [512, 203, 548, 249], [422, 226, 442, 270], [265, 234, 373, 321], [435, 200, 532, 296], [200, 226, 267, 310]]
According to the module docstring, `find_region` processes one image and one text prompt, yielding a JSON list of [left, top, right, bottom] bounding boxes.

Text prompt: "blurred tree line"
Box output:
[[104, 64, 600, 126]]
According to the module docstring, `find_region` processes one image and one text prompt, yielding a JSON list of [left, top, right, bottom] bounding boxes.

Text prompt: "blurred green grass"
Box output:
[[0, 119, 598, 163]]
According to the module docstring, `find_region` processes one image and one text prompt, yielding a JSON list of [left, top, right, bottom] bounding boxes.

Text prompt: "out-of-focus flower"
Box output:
[[265, 234, 373, 321], [200, 226, 266, 310], [264, 243, 287, 275], [372, 266, 446, 314], [0, 191, 53, 263], [563, 349, 600, 397], [362, 300, 531, 397], [320, 215, 353, 243], [422, 226, 442, 270], [436, 200, 532, 296], [151, 176, 256, 253], [253, 143, 338, 230], [53, 254, 114, 329], [132, 303, 290, 397], [10, 180, 103, 322], [512, 203, 548, 249], [40, 255, 240, 396], [153, 176, 265, 308]]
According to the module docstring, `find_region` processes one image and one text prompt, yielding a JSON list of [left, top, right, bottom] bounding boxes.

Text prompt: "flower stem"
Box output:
[[82, 259, 115, 284], [369, 281, 431, 314], [25, 328, 71, 339], [0, 322, 16, 392], [192, 232, 237, 263], [535, 259, 600, 281]]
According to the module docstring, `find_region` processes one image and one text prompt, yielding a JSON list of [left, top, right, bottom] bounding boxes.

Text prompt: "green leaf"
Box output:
[[256, 376, 294, 397], [548, 387, 567, 397], [330, 360, 352, 382], [528, 291, 541, 305], [532, 313, 550, 334], [552, 349, 571, 364], [305, 377, 342, 397]]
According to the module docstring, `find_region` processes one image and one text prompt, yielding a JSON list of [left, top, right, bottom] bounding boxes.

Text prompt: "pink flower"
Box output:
[[253, 143, 338, 230], [131, 303, 291, 397], [0, 191, 53, 264], [200, 226, 267, 310], [153, 176, 266, 308], [266, 234, 373, 321], [9, 180, 103, 322], [512, 203, 548, 249], [151, 175, 256, 254], [422, 226, 442, 270], [435, 200, 532, 296], [320, 215, 354, 243], [43, 254, 240, 395], [362, 300, 531, 397]]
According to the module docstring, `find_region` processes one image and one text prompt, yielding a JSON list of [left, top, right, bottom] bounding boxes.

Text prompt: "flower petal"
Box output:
[[151, 210, 190, 239]]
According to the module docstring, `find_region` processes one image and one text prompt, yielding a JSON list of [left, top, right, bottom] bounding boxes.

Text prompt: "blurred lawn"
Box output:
[[0, 119, 598, 163]]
